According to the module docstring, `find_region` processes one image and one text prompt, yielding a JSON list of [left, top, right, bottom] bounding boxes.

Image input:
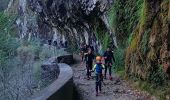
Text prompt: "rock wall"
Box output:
[[5, 0, 40, 40], [31, 63, 73, 100], [125, 0, 170, 81], [29, 0, 117, 51], [5, 0, 117, 53]]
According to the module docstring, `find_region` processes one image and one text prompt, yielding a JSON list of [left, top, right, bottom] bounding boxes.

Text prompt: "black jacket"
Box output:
[[103, 51, 115, 63]]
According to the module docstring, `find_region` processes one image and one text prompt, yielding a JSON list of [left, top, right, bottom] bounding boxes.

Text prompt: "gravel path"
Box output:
[[72, 55, 155, 100]]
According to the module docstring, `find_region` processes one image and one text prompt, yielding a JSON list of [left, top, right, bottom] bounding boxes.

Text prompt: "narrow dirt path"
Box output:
[[72, 55, 154, 100]]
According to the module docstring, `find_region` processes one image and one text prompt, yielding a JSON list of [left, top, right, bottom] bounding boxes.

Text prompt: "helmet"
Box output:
[[96, 56, 102, 61]]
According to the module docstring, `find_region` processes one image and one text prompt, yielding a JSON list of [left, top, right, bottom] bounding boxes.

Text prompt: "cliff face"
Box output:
[[125, 0, 170, 82], [6, 0, 117, 53], [29, 0, 117, 52]]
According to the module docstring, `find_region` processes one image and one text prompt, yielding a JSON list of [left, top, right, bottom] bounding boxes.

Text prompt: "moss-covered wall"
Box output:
[[125, 0, 170, 82], [110, 0, 170, 85]]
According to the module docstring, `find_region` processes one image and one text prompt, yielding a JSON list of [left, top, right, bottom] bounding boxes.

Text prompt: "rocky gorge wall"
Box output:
[[5, 0, 117, 53], [124, 0, 170, 83]]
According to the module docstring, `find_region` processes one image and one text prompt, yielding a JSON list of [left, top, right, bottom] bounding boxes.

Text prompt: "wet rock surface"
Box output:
[[72, 55, 154, 100]]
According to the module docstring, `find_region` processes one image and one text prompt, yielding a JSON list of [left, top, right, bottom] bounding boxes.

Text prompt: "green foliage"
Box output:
[[0, 12, 16, 32], [68, 41, 79, 53], [94, 27, 111, 54], [23, 38, 42, 58], [33, 61, 42, 80], [113, 47, 125, 73], [110, 0, 126, 38], [131, 78, 170, 100], [17, 45, 35, 62], [108, 5, 117, 28], [148, 65, 168, 87], [108, 0, 144, 46], [0, 12, 18, 66], [108, 0, 170, 99], [101, 33, 110, 51], [127, 33, 133, 44], [141, 29, 150, 54], [139, 0, 147, 26]]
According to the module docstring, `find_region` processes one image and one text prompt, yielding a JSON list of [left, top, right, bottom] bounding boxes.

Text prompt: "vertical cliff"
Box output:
[[5, 0, 117, 53], [125, 0, 170, 84]]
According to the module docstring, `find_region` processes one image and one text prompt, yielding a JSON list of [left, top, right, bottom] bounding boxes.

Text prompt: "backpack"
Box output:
[[95, 63, 103, 74]]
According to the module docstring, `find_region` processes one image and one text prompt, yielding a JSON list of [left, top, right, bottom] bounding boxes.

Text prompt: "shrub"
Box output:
[[17, 45, 34, 64], [148, 65, 168, 87], [113, 47, 125, 73], [141, 29, 150, 54], [94, 27, 111, 55]]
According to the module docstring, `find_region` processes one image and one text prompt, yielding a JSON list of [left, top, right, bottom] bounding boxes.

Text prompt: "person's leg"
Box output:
[[96, 74, 99, 96], [109, 63, 112, 76], [96, 82, 99, 96], [109, 62, 113, 80], [104, 62, 108, 78], [96, 82, 98, 92], [81, 52, 84, 61], [99, 81, 101, 92], [99, 74, 102, 92], [89, 62, 92, 77], [86, 63, 90, 79], [82, 54, 84, 61]]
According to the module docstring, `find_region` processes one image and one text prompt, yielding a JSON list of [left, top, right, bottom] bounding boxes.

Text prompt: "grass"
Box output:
[[141, 29, 150, 54], [93, 26, 111, 54], [139, 0, 147, 28], [112, 47, 126, 79], [33, 61, 42, 81], [107, 4, 117, 28], [116, 68, 125, 78], [128, 79, 170, 100], [114, 65, 169, 100]]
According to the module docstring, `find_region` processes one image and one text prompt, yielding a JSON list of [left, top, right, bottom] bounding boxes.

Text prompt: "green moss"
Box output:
[[129, 78, 170, 100], [129, 28, 141, 52], [141, 29, 150, 54], [109, 0, 170, 96], [0, 12, 18, 65], [139, 0, 147, 28], [108, 5, 117, 28], [94, 26, 111, 53], [130, 36, 138, 52]]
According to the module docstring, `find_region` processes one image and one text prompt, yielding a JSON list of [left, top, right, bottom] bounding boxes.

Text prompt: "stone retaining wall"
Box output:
[[57, 54, 74, 65], [30, 63, 73, 100]]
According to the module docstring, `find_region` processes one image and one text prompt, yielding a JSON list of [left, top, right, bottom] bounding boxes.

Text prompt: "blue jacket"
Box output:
[[93, 63, 105, 74]]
